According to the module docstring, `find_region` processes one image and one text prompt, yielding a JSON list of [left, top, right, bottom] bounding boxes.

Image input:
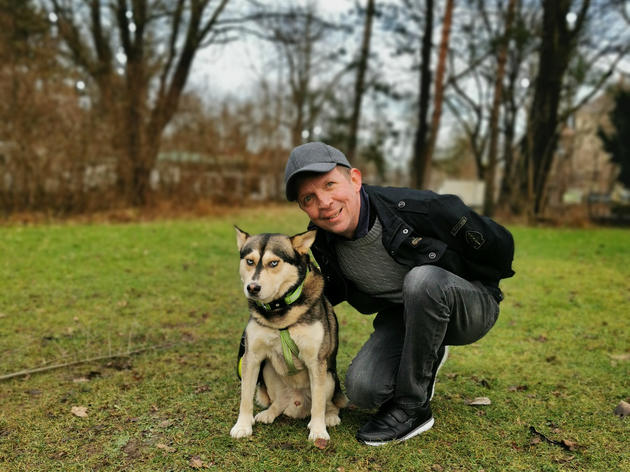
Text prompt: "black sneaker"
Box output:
[[356, 401, 434, 446], [428, 345, 449, 401]]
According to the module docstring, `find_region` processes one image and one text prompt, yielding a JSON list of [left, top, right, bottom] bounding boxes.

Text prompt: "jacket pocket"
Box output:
[[398, 235, 448, 266]]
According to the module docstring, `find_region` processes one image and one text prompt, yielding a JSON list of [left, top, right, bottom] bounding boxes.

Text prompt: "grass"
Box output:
[[0, 205, 628, 471]]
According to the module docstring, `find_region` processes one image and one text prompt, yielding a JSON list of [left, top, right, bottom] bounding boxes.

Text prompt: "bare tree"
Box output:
[[47, 0, 234, 205], [411, 0, 434, 188], [482, 0, 516, 216], [417, 0, 454, 188], [248, 2, 352, 147], [442, 0, 627, 218], [511, 0, 629, 218], [0, 0, 101, 212], [347, 0, 376, 162]]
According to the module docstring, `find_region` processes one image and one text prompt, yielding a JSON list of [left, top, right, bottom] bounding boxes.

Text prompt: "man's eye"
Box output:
[[269, 260, 279, 268], [326, 181, 335, 188], [246, 259, 255, 266]]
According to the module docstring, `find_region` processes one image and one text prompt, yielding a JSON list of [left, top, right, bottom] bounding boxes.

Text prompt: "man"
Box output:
[[284, 142, 515, 446]]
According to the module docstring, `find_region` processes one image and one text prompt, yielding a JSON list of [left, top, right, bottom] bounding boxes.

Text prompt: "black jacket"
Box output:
[[309, 185, 515, 314]]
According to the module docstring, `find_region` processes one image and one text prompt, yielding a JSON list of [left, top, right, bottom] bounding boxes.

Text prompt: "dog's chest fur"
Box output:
[[247, 320, 324, 381]]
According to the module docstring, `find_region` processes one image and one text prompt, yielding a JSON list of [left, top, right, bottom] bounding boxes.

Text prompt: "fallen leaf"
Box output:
[[73, 377, 89, 383], [530, 437, 542, 445], [614, 400, 630, 418], [508, 385, 528, 392], [71, 406, 88, 418], [561, 439, 578, 451], [609, 353, 630, 361], [157, 443, 175, 453], [158, 419, 173, 428], [314, 438, 329, 449], [189, 456, 207, 469], [466, 397, 491, 406], [431, 465, 444, 472]]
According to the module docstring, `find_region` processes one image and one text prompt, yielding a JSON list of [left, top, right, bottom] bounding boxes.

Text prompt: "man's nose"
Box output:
[[318, 193, 333, 208]]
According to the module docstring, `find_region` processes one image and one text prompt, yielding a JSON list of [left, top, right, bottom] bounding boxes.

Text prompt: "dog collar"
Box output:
[[255, 266, 309, 312]]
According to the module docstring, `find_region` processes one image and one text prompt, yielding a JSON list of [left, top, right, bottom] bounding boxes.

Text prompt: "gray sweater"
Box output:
[[335, 218, 409, 304]]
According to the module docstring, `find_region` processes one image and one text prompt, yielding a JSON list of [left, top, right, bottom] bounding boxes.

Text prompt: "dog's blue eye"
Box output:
[[269, 260, 279, 268], [246, 259, 255, 266]]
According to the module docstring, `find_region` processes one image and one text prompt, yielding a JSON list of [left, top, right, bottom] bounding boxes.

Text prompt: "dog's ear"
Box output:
[[234, 226, 250, 251], [290, 230, 317, 255]]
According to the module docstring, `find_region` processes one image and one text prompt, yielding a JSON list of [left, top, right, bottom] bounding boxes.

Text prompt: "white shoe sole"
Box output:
[[362, 417, 435, 446], [430, 346, 449, 401]]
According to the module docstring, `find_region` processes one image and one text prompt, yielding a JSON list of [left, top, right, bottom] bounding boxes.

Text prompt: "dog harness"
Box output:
[[236, 329, 302, 379], [237, 267, 310, 379]]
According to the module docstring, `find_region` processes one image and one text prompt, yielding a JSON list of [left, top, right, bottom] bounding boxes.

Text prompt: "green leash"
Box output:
[[279, 328, 302, 375]]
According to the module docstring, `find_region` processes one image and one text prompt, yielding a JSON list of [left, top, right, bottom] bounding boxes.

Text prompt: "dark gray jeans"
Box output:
[[345, 265, 500, 410]]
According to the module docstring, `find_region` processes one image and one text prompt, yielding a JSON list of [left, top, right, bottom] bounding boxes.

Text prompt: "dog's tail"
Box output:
[[255, 385, 271, 408], [333, 390, 349, 409]]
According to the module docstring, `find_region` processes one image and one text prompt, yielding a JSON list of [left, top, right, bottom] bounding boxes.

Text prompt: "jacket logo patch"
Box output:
[[450, 216, 467, 236], [410, 236, 423, 247], [465, 230, 485, 250]]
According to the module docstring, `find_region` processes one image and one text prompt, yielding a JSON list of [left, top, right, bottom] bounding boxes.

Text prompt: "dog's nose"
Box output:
[[247, 283, 261, 295]]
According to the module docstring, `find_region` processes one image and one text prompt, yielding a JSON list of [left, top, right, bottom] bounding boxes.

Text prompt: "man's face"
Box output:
[[296, 166, 362, 239]]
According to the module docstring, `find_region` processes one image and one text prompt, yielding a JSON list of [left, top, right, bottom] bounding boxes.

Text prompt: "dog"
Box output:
[[230, 227, 347, 443]]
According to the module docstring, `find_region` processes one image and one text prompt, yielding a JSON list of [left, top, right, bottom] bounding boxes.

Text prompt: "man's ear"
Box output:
[[290, 230, 317, 255], [234, 226, 249, 251], [350, 167, 362, 191]]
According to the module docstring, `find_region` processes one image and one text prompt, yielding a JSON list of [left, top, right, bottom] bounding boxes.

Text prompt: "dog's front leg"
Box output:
[[230, 353, 262, 438], [306, 362, 329, 442]]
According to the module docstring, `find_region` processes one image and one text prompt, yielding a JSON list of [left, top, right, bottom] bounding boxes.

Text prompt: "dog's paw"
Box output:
[[307, 419, 330, 442], [254, 409, 278, 424], [325, 413, 341, 427], [308, 427, 330, 442], [230, 421, 253, 439]]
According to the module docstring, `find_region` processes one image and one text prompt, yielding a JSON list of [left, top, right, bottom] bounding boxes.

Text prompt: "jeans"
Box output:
[[345, 265, 500, 410]]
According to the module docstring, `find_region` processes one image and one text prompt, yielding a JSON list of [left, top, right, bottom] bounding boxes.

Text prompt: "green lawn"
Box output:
[[1, 206, 628, 471]]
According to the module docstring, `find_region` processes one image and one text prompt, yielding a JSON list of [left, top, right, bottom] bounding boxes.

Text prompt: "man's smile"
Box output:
[[323, 208, 343, 221]]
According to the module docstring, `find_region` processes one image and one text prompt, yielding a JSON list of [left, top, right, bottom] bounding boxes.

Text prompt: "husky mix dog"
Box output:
[[230, 227, 348, 443]]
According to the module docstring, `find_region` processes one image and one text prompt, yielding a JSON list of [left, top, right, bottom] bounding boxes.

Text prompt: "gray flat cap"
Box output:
[[284, 142, 351, 201]]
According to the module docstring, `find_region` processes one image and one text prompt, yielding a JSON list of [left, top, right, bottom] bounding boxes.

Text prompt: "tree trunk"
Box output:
[[411, 0, 434, 188], [512, 0, 589, 218], [419, 0, 454, 189], [482, 0, 516, 216], [347, 0, 375, 163]]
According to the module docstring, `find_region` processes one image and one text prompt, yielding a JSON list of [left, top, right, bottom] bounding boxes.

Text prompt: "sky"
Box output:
[[189, 0, 356, 97]]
